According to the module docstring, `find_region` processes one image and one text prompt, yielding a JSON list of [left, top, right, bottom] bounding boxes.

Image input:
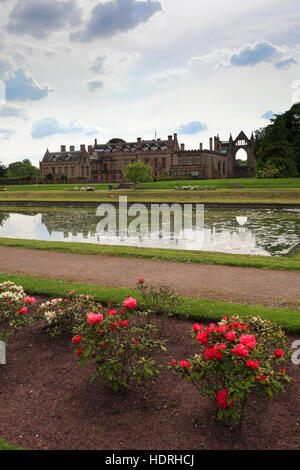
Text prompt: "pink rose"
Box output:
[[19, 307, 28, 315], [180, 360, 191, 368], [87, 312, 103, 325], [123, 297, 137, 309]]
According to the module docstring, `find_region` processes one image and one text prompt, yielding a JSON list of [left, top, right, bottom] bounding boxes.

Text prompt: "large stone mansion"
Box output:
[[40, 131, 255, 183]]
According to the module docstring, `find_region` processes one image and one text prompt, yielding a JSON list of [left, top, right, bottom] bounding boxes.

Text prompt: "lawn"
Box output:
[[0, 272, 299, 331], [2, 177, 300, 191], [0, 188, 299, 205], [0, 238, 299, 271]]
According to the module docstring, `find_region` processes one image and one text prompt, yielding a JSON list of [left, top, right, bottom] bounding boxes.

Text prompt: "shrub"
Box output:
[[73, 297, 165, 392], [0, 281, 36, 343], [169, 315, 292, 428], [136, 280, 181, 337], [38, 290, 97, 337]]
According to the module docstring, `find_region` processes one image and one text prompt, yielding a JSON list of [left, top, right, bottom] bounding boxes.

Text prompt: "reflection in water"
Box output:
[[0, 208, 298, 256]]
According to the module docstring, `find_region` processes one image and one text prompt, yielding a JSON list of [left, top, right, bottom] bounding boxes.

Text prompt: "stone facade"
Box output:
[[40, 131, 255, 183]]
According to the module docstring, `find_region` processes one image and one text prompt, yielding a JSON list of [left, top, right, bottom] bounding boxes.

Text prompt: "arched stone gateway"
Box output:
[[219, 131, 256, 178]]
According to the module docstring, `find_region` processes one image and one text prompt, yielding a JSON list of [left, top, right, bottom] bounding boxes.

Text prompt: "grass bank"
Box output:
[[0, 437, 22, 450], [0, 272, 299, 332], [0, 189, 299, 205], [2, 178, 300, 191], [0, 238, 299, 271]]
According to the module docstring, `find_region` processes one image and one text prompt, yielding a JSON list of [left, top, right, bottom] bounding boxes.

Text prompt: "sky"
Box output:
[[0, 0, 300, 167]]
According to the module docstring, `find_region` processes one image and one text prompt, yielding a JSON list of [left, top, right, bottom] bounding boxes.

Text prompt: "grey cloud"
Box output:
[[71, 0, 162, 42], [86, 80, 104, 92], [5, 68, 53, 102], [31, 117, 97, 139], [230, 41, 278, 67], [275, 57, 297, 69], [90, 56, 105, 73], [7, 0, 81, 39], [0, 105, 27, 119]]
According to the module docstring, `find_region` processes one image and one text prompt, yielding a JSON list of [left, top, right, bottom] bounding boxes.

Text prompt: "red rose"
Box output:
[[132, 339, 139, 345], [170, 360, 178, 366], [72, 335, 82, 344], [76, 347, 83, 355], [217, 389, 234, 409], [138, 279, 144, 283], [19, 307, 28, 315], [180, 360, 191, 368], [275, 349, 284, 358]]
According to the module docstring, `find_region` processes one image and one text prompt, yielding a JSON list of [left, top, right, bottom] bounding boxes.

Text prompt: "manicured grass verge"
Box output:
[[1, 272, 299, 332], [0, 189, 299, 205], [0, 238, 299, 271], [0, 437, 23, 450]]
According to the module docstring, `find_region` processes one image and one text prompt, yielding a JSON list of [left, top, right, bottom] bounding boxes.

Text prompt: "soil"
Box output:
[[0, 296, 299, 451], [0, 246, 299, 310]]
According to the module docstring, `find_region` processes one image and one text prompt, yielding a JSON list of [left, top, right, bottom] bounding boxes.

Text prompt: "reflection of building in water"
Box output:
[[204, 225, 269, 255]]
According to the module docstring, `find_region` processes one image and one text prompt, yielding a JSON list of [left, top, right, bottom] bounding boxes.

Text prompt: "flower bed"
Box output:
[[0, 283, 298, 450]]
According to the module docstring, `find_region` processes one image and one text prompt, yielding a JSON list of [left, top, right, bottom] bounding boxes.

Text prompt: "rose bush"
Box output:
[[38, 290, 98, 337], [136, 280, 180, 337], [73, 297, 166, 392], [169, 315, 292, 428], [0, 281, 36, 343]]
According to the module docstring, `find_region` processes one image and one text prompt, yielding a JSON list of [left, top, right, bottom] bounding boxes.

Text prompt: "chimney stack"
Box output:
[[209, 138, 213, 151], [200, 143, 203, 151], [137, 137, 142, 149], [70, 145, 75, 152], [61, 145, 66, 152], [94, 139, 98, 146], [181, 144, 185, 151], [88, 145, 93, 153], [80, 144, 86, 152]]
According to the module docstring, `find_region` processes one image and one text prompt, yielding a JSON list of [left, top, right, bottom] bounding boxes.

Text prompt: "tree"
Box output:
[[124, 161, 152, 185], [7, 159, 39, 178], [255, 116, 298, 177], [0, 161, 7, 178]]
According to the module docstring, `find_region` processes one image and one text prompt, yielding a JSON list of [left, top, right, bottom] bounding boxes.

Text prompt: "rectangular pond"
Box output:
[[0, 206, 299, 257]]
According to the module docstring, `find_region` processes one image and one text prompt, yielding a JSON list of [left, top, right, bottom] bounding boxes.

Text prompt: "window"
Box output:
[[71, 167, 75, 177], [86, 166, 89, 174], [52, 167, 56, 174], [178, 157, 183, 166], [162, 158, 166, 169], [145, 159, 149, 165], [113, 160, 117, 169], [155, 158, 159, 168], [196, 156, 201, 165], [188, 156, 193, 166]]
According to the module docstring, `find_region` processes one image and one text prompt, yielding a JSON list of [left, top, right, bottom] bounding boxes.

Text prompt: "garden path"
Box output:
[[0, 246, 299, 310]]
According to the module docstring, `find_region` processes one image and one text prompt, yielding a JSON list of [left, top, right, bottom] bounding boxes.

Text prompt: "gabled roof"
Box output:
[[42, 149, 87, 163]]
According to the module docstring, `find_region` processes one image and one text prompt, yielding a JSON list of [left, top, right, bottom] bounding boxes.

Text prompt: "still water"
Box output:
[[0, 207, 299, 256]]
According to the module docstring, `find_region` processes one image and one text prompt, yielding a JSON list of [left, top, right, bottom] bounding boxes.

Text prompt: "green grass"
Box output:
[[0, 437, 23, 450], [2, 178, 300, 191], [0, 188, 299, 205], [0, 272, 299, 332], [0, 237, 299, 271]]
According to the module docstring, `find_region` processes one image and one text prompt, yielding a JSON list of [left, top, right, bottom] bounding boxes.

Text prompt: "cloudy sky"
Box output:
[[0, 0, 299, 167]]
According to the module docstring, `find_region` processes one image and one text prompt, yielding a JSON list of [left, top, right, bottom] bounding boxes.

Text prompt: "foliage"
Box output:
[[73, 297, 165, 391], [7, 159, 39, 179], [169, 315, 292, 428], [0, 281, 36, 343], [38, 290, 97, 337], [0, 161, 7, 178], [254, 104, 300, 177], [125, 161, 153, 184], [136, 280, 181, 337]]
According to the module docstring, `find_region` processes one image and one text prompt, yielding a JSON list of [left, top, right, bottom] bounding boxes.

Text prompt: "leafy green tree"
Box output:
[[0, 161, 7, 177], [125, 161, 152, 185], [255, 116, 298, 177], [7, 159, 39, 178]]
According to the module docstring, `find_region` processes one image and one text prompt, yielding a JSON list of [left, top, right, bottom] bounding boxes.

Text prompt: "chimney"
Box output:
[[70, 145, 75, 152], [214, 136, 217, 151], [168, 135, 173, 150], [61, 145, 66, 152], [94, 139, 98, 146], [200, 143, 203, 151], [181, 144, 185, 151], [209, 138, 213, 151], [88, 145, 93, 153], [80, 144, 86, 151], [137, 137, 142, 149]]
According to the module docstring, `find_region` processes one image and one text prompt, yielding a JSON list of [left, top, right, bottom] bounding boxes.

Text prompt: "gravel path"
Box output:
[[0, 246, 299, 309]]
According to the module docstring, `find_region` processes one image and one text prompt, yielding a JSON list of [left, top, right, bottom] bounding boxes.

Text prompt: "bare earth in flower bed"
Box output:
[[0, 296, 299, 451]]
